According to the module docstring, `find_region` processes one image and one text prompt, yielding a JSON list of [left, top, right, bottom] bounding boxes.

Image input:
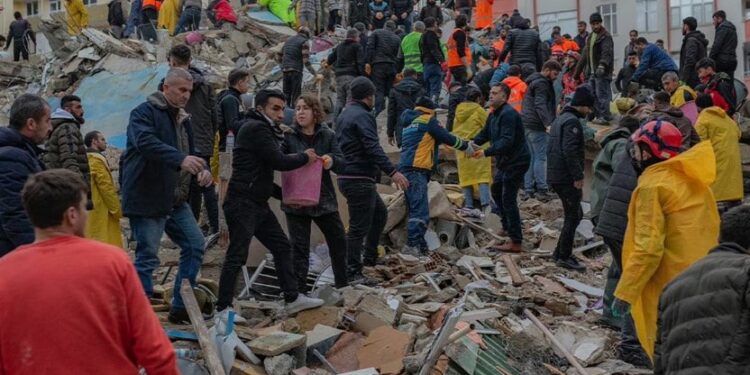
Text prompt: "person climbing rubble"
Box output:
[[453, 86, 491, 217]]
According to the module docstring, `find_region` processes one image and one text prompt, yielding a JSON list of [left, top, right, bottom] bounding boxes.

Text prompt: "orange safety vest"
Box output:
[[474, 0, 494, 29], [563, 39, 580, 52], [503, 76, 527, 113], [143, 0, 163, 11], [447, 28, 472, 68]]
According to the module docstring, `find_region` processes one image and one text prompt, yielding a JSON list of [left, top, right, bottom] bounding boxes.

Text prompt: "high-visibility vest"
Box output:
[[401, 31, 423, 73], [503, 76, 527, 112], [447, 28, 471, 68], [143, 0, 163, 11], [474, 0, 493, 29]]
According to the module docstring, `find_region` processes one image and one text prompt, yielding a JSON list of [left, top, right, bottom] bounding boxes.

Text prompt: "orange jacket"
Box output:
[[502, 76, 527, 112], [474, 0, 494, 29], [447, 28, 471, 68], [143, 0, 163, 11]]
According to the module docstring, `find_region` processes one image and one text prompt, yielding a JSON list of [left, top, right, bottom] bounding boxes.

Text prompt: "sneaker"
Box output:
[[286, 294, 325, 315], [168, 307, 191, 324], [556, 255, 587, 271], [204, 232, 220, 248]]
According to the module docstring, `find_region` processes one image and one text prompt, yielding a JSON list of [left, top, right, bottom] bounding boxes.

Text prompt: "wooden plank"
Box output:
[[457, 216, 507, 243], [180, 279, 227, 375], [500, 254, 526, 286], [523, 309, 587, 375]]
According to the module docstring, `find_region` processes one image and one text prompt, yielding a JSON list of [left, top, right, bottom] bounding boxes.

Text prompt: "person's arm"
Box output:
[[533, 83, 554, 126], [127, 108, 186, 170], [221, 96, 240, 134], [561, 122, 584, 181], [454, 29, 466, 59], [615, 68, 624, 92], [681, 39, 698, 82], [599, 35, 614, 75], [356, 44, 366, 75], [365, 31, 378, 63], [54, 124, 86, 176], [471, 117, 491, 146], [498, 31, 512, 62], [709, 27, 725, 60], [0, 159, 36, 249], [437, 7, 443, 24], [396, 43, 405, 72], [90, 157, 122, 216], [482, 111, 515, 156], [426, 117, 467, 150], [5, 25, 11, 49], [426, 33, 444, 63], [631, 47, 651, 82], [358, 115, 396, 175], [249, 125, 308, 171], [327, 45, 338, 66]]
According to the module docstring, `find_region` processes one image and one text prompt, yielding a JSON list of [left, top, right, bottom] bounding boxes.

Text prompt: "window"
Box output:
[[670, 0, 714, 28], [636, 0, 658, 32], [82, 0, 97, 4], [596, 3, 617, 34], [537, 10, 578, 38], [50, 0, 62, 13], [26, 1, 39, 15]]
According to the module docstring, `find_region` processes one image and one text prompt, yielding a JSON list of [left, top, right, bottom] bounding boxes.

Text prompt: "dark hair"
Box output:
[[60, 95, 81, 110], [354, 22, 366, 32], [455, 14, 468, 28], [630, 29, 638, 36], [295, 94, 326, 124], [653, 91, 670, 105], [424, 17, 436, 28], [402, 68, 417, 77], [636, 37, 648, 45], [542, 60, 562, 72], [507, 64, 522, 77], [628, 51, 638, 57], [22, 169, 88, 229], [385, 20, 397, 31], [578, 21, 587, 26], [713, 10, 726, 20], [493, 82, 511, 98], [656, 39, 664, 44], [696, 57, 716, 70], [696, 93, 714, 109], [618, 116, 640, 133], [552, 31, 561, 38], [720, 205, 750, 248], [346, 28, 359, 39], [501, 13, 508, 17], [553, 26, 560, 31], [9, 94, 49, 130], [83, 131, 101, 148], [14, 11, 22, 19], [228, 68, 250, 87], [255, 89, 286, 108], [168, 44, 192, 66], [465, 87, 483, 103], [683, 16, 697, 31]]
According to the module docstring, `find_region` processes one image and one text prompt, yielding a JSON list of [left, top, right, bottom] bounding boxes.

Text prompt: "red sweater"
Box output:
[[0, 236, 177, 375]]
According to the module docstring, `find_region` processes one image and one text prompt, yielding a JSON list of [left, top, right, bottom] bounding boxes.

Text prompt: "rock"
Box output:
[[383, 191, 406, 232], [740, 143, 750, 165], [248, 332, 306, 356], [310, 284, 343, 306], [575, 219, 596, 241], [294, 307, 343, 332], [263, 353, 295, 375], [356, 326, 411, 375], [553, 322, 609, 366], [557, 276, 605, 298], [484, 213, 503, 234], [429, 287, 458, 303], [457, 255, 494, 269], [437, 245, 461, 262]]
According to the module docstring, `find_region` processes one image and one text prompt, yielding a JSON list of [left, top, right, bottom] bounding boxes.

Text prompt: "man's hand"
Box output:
[[321, 154, 333, 170], [181, 155, 206, 175], [304, 148, 319, 165], [463, 140, 475, 156], [197, 169, 213, 187], [365, 63, 372, 75], [388, 136, 396, 146], [471, 149, 485, 158], [595, 65, 605, 78], [391, 171, 410, 190], [574, 179, 583, 190], [611, 298, 631, 319]]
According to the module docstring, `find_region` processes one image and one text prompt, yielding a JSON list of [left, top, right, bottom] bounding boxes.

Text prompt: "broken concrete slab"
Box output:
[[356, 326, 410, 375], [557, 276, 604, 298], [357, 294, 400, 326], [306, 324, 343, 355], [339, 369, 379, 375], [295, 307, 343, 332], [325, 332, 365, 372], [456, 255, 494, 269], [248, 332, 306, 357], [77, 47, 101, 61], [535, 276, 570, 296], [553, 321, 609, 367], [263, 353, 295, 375], [232, 360, 267, 375]]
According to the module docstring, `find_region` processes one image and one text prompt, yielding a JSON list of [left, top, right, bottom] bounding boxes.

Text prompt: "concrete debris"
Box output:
[[263, 353, 295, 375], [356, 326, 410, 374], [553, 322, 609, 367], [248, 332, 306, 356]]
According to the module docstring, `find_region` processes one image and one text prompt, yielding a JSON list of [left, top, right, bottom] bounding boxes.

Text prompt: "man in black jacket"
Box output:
[[336, 77, 409, 283], [4, 12, 35, 62], [575, 12, 614, 124], [107, 0, 126, 38], [419, 0, 442, 25], [420, 17, 445, 103], [349, 2, 372, 31], [216, 68, 250, 151], [679, 17, 708, 88], [387, 68, 424, 147], [709, 10, 737, 78], [218, 89, 324, 315], [615, 52, 638, 94], [389, 0, 413, 33], [366, 21, 401, 116], [498, 18, 542, 78], [326, 28, 365, 118], [547, 85, 593, 271], [282, 27, 316, 106], [654, 205, 750, 374]]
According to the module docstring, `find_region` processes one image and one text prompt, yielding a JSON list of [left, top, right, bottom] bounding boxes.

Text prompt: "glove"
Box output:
[[440, 62, 448, 72], [611, 298, 631, 319], [595, 65, 605, 78], [321, 155, 333, 170], [463, 140, 475, 156]]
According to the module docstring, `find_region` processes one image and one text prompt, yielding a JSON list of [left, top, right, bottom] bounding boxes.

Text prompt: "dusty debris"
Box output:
[[248, 332, 306, 357]]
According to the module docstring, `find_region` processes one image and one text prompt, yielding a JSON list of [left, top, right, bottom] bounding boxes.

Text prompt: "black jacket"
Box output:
[[654, 242, 750, 375], [679, 30, 708, 88], [419, 3, 442, 25], [327, 38, 365, 77], [387, 77, 424, 146], [547, 107, 584, 185], [227, 110, 308, 204], [335, 101, 396, 180], [0, 127, 44, 257], [4, 19, 34, 49], [498, 24, 542, 69], [473, 102, 530, 170], [349, 0, 372, 28], [520, 72, 556, 132], [282, 33, 309, 73], [648, 107, 700, 148], [390, 0, 411, 16], [108, 0, 126, 26], [709, 20, 738, 71], [366, 28, 401, 65], [615, 64, 636, 93], [473, 68, 495, 101], [594, 143, 637, 241], [216, 87, 242, 151], [281, 124, 344, 217], [420, 29, 444, 65], [574, 28, 614, 78]]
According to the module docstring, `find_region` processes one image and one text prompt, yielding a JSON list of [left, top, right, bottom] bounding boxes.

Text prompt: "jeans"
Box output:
[[602, 236, 623, 326], [188, 156, 219, 233], [450, 65, 468, 87], [423, 63, 443, 102], [551, 183, 583, 260], [589, 76, 613, 120], [338, 179, 386, 278], [124, 0, 142, 37], [175, 6, 202, 34], [298, 11, 316, 32], [218, 196, 298, 309], [283, 70, 303, 107], [462, 184, 490, 209], [394, 12, 412, 33], [371, 63, 397, 116], [131, 203, 206, 309], [493, 167, 527, 243], [334, 74, 355, 118], [523, 129, 548, 193], [403, 170, 430, 249], [286, 212, 349, 290]]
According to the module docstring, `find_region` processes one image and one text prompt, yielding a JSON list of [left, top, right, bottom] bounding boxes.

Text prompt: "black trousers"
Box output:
[[338, 179, 386, 279], [12, 41, 29, 61], [327, 9, 342, 29], [492, 166, 527, 244], [283, 70, 303, 107], [286, 212, 348, 290], [450, 65, 468, 87], [716, 59, 737, 80], [371, 63, 396, 116], [218, 196, 298, 309], [551, 183, 583, 260], [188, 155, 219, 233]]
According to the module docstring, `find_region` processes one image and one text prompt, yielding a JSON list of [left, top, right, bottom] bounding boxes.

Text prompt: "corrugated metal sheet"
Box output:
[[447, 323, 521, 375]]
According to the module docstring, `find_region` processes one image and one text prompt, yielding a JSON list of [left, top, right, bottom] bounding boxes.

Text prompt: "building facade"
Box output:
[[1, 0, 114, 38]]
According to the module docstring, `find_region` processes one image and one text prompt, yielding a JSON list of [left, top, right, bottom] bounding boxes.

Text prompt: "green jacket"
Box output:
[[590, 127, 630, 222], [399, 31, 423, 73]]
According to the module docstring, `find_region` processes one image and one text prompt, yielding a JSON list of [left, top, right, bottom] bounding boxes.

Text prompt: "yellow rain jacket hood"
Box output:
[[670, 84, 697, 108], [453, 102, 491, 187], [85, 152, 123, 248], [695, 106, 744, 202], [614, 141, 719, 359]]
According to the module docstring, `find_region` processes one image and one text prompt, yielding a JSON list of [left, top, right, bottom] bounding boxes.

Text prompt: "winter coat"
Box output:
[[389, 0, 411, 16], [547, 107, 584, 185], [327, 38, 365, 77], [594, 142, 637, 241], [472, 102, 530, 170], [85, 152, 123, 248], [335, 101, 396, 180], [399, 107, 467, 172], [654, 242, 750, 375], [215, 87, 243, 151], [4, 19, 35, 49], [701, 72, 737, 116], [648, 107, 700, 148], [65, 0, 89, 35], [108, 0, 126, 27], [669, 84, 696, 108], [366, 28, 400, 65], [258, 0, 295, 26], [420, 29, 444, 65], [574, 32, 587, 51], [679, 30, 708, 88], [574, 27, 614, 78], [387, 76, 424, 146], [694, 106, 744, 202], [632, 44, 678, 82], [709, 20, 738, 72], [419, 3, 442, 25], [502, 75, 526, 112], [212, 0, 237, 24], [453, 102, 491, 187], [472, 68, 494, 100], [157, 0, 179, 34], [328, 0, 345, 11], [282, 33, 310, 73], [349, 0, 372, 28], [281, 124, 344, 217], [121, 92, 194, 217], [0, 128, 44, 256], [614, 141, 720, 359], [589, 127, 630, 222], [615, 64, 636, 93], [43, 109, 91, 189], [520, 72, 555, 132], [498, 24, 542, 68]]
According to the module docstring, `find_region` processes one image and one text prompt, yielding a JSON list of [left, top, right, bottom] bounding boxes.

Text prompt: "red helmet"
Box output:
[[631, 120, 683, 160]]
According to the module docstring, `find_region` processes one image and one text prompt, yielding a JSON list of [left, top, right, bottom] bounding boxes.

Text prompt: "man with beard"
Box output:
[[709, 10, 738, 78], [679, 17, 708, 88], [574, 12, 614, 124]]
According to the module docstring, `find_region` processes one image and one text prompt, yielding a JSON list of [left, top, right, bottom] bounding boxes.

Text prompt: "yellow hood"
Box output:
[[645, 140, 716, 188]]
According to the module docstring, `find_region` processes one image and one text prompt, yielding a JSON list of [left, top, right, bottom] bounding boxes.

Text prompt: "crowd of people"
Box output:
[[1, 1, 750, 373]]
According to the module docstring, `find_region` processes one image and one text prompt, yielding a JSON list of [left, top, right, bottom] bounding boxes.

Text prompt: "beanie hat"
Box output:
[[571, 85, 595, 107], [590, 12, 603, 23], [416, 96, 436, 110], [350, 77, 376, 100], [695, 92, 713, 109]]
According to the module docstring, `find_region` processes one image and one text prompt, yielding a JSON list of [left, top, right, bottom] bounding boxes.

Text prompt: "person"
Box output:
[[365, 20, 400, 116], [420, 17, 445, 103], [574, 20, 588, 50], [387, 68, 424, 147], [653, 205, 750, 374], [623, 30, 638, 67], [83, 131, 122, 248], [647, 91, 700, 148], [0, 169, 178, 374], [471, 83, 530, 252], [544, 26, 561, 47], [397, 21, 424, 78], [630, 37, 678, 91], [0, 94, 50, 257], [282, 95, 348, 290], [282, 27, 316, 107], [399, 97, 470, 254], [43, 95, 90, 199], [354, 22, 369, 49], [174, 0, 202, 33], [498, 17, 541, 78], [709, 10, 737, 78], [453, 87, 490, 215], [166, 45, 219, 237], [612, 121, 720, 360], [446, 14, 472, 87], [389, 0, 412, 33], [157, 0, 179, 35], [349, 0, 372, 30], [216, 68, 250, 151], [521, 60, 560, 201], [696, 57, 736, 116], [65, 0, 89, 35], [694, 93, 744, 211], [107, 0, 127, 38], [292, 0, 320, 33], [474, 0, 493, 29], [550, 31, 579, 56], [369, 0, 389, 29], [4, 12, 35, 61], [502, 64, 526, 112], [121, 68, 211, 324], [677, 17, 708, 88], [661, 71, 696, 109], [206, 0, 238, 27], [326, 28, 366, 117], [335, 77, 409, 283], [327, 0, 344, 30], [615, 51, 638, 94], [219, 89, 325, 314], [419, 0, 442, 26], [454, 0, 474, 24], [124, 0, 142, 38], [547, 85, 594, 270], [141, 0, 162, 41], [574, 12, 614, 124], [508, 8, 523, 28], [446, 81, 467, 131], [655, 39, 665, 50], [561, 51, 584, 103]]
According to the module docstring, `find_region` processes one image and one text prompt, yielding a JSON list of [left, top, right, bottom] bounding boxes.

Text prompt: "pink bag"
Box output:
[[681, 101, 698, 125], [281, 160, 323, 207]]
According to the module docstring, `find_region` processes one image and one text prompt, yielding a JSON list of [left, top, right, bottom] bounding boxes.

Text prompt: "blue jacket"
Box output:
[[473, 103, 530, 170], [631, 44, 677, 81], [489, 62, 510, 87], [336, 101, 396, 180], [399, 107, 466, 172], [0, 127, 45, 256]]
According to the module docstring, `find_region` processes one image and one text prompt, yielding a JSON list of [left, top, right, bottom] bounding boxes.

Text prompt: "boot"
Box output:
[[496, 242, 523, 253]]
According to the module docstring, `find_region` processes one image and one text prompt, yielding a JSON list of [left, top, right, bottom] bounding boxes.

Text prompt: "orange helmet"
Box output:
[[631, 120, 683, 160]]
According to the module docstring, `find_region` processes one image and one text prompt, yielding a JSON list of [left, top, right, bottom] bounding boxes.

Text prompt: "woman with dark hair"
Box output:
[[282, 95, 348, 290]]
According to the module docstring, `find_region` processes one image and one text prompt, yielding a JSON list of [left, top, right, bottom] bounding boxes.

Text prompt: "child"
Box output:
[[453, 87, 491, 217]]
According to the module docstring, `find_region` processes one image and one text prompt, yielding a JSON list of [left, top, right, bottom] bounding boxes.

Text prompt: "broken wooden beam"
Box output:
[[500, 254, 526, 286], [523, 309, 587, 375], [180, 279, 227, 375]]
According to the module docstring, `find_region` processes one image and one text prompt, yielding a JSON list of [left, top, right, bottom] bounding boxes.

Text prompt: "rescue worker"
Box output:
[[157, 0, 179, 34], [453, 87, 491, 215], [661, 71, 696, 109], [141, 0, 162, 36], [65, 0, 89, 35], [501, 64, 526, 113], [3, 12, 35, 61], [398, 21, 424, 79], [474, 0, 493, 30], [446, 14, 472, 87], [84, 131, 123, 248]]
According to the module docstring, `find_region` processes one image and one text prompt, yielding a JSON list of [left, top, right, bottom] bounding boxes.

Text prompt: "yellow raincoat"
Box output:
[[453, 102, 491, 188], [85, 153, 123, 248], [695, 106, 744, 202], [614, 141, 719, 359], [669, 84, 697, 108], [65, 0, 89, 35], [157, 0, 180, 35]]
